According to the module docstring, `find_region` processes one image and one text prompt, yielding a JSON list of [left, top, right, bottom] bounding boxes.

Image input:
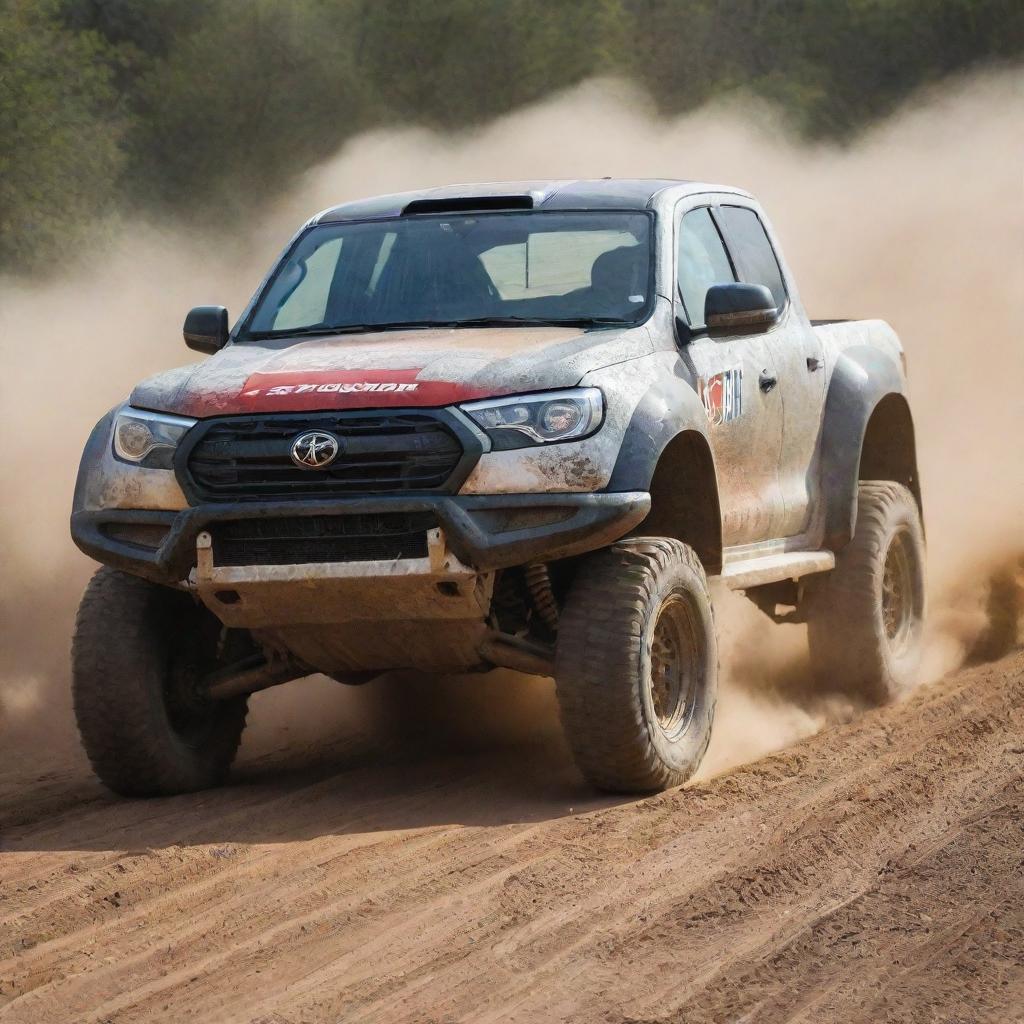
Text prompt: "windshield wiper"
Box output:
[[245, 324, 377, 340], [246, 321, 459, 340], [245, 315, 630, 341], [450, 315, 630, 328]]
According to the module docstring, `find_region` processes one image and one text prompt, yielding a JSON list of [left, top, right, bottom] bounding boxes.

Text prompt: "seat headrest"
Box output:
[[591, 245, 643, 293]]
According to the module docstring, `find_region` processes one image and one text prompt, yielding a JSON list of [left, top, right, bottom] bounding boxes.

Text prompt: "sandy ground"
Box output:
[[1, 648, 1022, 1024]]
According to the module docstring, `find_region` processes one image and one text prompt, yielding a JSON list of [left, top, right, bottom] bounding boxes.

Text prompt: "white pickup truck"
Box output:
[[71, 178, 926, 796]]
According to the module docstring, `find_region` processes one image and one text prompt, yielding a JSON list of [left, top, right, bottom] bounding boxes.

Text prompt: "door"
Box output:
[[716, 205, 827, 538], [675, 205, 785, 547]]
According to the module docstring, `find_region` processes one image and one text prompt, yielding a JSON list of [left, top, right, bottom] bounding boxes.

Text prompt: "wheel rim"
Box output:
[[882, 529, 915, 654], [649, 594, 700, 739]]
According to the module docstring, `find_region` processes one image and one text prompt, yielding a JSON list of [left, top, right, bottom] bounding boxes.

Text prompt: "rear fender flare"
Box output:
[[820, 346, 920, 549]]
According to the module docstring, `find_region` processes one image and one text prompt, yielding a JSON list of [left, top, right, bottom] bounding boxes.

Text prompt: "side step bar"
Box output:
[[717, 550, 835, 591]]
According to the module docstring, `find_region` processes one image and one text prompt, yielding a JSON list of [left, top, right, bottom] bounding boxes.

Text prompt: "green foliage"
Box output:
[[125, 0, 368, 218], [628, 0, 1024, 135], [1, 0, 1021, 275], [355, 0, 629, 126], [0, 0, 125, 273]]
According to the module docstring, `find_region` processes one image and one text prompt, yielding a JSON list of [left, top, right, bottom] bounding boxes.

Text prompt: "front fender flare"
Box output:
[[604, 371, 714, 492]]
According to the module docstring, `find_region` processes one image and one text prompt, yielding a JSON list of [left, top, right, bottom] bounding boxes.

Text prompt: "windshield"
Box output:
[[243, 211, 653, 338]]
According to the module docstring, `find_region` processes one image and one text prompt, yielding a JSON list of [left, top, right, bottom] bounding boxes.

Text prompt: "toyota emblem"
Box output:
[[290, 431, 341, 469]]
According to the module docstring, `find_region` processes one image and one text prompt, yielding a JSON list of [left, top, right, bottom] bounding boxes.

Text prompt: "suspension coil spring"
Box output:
[[525, 563, 559, 631]]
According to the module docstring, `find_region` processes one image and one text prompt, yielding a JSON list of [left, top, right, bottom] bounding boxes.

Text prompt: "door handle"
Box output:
[[759, 370, 777, 393], [806, 356, 823, 372]]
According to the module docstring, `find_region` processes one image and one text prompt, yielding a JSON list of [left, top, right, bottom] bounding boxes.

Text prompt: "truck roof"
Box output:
[[314, 178, 750, 223]]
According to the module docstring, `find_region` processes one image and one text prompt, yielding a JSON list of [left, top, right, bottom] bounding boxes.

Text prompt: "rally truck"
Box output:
[[70, 179, 926, 796]]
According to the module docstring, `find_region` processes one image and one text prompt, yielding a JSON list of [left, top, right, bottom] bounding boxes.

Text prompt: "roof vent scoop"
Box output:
[[401, 195, 534, 215]]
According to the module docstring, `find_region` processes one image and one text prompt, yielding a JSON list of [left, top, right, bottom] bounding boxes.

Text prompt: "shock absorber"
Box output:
[[525, 563, 559, 632]]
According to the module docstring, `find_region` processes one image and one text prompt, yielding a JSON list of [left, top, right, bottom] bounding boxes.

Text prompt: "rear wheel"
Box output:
[[554, 538, 717, 793], [806, 481, 926, 704], [72, 568, 249, 797]]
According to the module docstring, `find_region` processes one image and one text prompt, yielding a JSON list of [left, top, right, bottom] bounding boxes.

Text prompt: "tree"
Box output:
[[0, 0, 125, 275]]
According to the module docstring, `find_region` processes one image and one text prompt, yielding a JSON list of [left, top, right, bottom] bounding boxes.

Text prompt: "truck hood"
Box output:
[[130, 324, 652, 417]]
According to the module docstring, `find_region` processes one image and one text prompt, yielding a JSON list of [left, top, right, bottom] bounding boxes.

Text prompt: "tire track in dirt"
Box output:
[[1, 653, 1022, 1024]]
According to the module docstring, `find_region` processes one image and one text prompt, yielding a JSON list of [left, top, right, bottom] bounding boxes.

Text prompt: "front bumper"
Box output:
[[71, 491, 651, 585]]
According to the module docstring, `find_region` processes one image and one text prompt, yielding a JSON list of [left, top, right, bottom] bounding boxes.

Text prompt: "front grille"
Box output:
[[184, 413, 465, 501], [210, 512, 437, 566]]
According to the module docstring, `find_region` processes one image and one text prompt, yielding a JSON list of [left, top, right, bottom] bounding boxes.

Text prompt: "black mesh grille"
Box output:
[[210, 512, 437, 566], [184, 413, 464, 501]]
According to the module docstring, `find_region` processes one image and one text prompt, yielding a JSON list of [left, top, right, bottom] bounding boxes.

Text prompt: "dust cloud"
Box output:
[[1, 69, 1021, 772]]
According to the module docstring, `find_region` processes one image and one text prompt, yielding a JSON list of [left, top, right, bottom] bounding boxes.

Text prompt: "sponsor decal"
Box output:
[[233, 368, 495, 411], [699, 367, 743, 425], [246, 381, 420, 397]]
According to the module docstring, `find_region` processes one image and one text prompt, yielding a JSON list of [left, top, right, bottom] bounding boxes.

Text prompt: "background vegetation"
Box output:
[[2, 0, 1021, 275]]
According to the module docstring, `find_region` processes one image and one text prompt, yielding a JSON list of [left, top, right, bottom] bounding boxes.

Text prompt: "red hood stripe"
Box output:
[[203, 368, 499, 413]]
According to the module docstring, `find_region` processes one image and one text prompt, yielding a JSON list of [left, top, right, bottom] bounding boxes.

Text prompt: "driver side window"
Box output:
[[267, 237, 344, 331], [677, 207, 735, 329]]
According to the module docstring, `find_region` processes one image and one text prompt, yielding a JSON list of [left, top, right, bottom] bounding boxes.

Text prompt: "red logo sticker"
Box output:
[[699, 367, 744, 425]]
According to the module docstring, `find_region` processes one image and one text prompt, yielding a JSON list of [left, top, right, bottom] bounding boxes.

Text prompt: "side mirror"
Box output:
[[183, 306, 229, 354], [705, 283, 778, 337]]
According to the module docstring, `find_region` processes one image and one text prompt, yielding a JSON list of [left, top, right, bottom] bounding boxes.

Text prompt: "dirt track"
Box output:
[[2, 650, 1022, 1024]]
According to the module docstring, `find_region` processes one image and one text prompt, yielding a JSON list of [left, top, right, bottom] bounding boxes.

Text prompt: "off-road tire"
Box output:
[[72, 567, 249, 797], [807, 481, 926, 705], [555, 538, 717, 793]]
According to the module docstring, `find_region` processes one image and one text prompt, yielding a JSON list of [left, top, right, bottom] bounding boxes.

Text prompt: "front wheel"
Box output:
[[554, 538, 717, 793], [72, 568, 249, 797], [806, 481, 926, 704]]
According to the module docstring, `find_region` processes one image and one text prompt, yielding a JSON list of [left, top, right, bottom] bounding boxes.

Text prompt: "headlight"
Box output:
[[461, 388, 604, 450], [112, 408, 196, 469]]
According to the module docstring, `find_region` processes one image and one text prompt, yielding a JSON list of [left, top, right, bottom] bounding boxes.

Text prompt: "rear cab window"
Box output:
[[715, 205, 788, 313]]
